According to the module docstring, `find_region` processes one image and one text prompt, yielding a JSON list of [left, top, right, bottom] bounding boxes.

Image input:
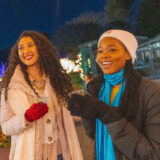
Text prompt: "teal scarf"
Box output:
[[96, 69, 125, 160]]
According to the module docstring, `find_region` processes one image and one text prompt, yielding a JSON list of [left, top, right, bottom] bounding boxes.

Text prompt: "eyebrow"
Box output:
[[18, 42, 34, 47], [107, 44, 116, 48], [97, 44, 117, 49], [28, 42, 34, 44]]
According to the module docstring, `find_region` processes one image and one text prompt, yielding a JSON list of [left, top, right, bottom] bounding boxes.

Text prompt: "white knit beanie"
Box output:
[[98, 29, 138, 64]]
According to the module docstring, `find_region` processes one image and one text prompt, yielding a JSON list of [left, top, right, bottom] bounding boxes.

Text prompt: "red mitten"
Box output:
[[25, 102, 49, 122]]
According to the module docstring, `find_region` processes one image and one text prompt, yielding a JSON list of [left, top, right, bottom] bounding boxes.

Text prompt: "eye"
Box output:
[[28, 44, 34, 47], [18, 46, 24, 50], [108, 48, 117, 52], [96, 50, 103, 54]]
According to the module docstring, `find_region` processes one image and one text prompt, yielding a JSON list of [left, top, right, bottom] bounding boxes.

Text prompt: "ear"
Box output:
[[125, 51, 131, 60]]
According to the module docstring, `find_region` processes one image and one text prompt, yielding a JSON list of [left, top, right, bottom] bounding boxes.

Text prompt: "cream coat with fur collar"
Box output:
[[0, 65, 83, 160]]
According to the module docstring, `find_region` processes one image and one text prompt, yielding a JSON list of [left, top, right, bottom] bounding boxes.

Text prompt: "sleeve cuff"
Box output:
[[100, 107, 122, 124], [22, 111, 33, 129]]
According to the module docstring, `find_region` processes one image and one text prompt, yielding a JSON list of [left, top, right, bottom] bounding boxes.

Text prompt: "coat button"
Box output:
[[48, 137, 53, 141], [46, 119, 51, 124]]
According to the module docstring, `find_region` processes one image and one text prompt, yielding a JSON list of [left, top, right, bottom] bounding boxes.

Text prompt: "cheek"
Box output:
[[111, 54, 123, 59], [18, 51, 21, 57], [18, 52, 23, 60], [96, 55, 101, 65], [34, 48, 39, 58], [112, 54, 125, 62], [114, 59, 126, 70], [35, 53, 39, 60]]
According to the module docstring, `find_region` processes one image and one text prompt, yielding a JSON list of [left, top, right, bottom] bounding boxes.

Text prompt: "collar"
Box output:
[[9, 65, 47, 96]]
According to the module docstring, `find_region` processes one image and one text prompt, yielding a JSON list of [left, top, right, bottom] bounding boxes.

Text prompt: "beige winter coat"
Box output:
[[0, 65, 83, 160]]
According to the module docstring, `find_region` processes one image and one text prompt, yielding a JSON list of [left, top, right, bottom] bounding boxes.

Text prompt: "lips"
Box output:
[[24, 55, 33, 60], [101, 61, 113, 68]]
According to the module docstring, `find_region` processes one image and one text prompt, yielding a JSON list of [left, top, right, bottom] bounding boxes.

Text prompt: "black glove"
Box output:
[[67, 94, 122, 123]]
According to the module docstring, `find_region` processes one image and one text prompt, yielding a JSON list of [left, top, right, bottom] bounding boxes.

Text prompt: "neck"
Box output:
[[113, 83, 121, 88], [27, 65, 43, 81]]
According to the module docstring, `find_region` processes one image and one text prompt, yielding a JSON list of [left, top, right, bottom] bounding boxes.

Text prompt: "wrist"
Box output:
[[100, 107, 122, 124], [98, 102, 111, 117], [25, 110, 33, 122]]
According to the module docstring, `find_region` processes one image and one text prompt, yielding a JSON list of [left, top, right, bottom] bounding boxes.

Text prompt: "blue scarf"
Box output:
[[96, 69, 125, 160]]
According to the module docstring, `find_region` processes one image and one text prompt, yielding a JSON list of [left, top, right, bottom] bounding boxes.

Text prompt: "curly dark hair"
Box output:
[[0, 31, 73, 104]]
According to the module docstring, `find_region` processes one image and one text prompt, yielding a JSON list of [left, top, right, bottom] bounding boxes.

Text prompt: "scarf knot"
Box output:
[[103, 68, 124, 86]]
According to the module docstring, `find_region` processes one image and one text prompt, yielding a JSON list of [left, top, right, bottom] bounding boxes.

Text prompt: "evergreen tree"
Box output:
[[54, 23, 101, 59], [105, 0, 130, 29], [137, 0, 160, 38]]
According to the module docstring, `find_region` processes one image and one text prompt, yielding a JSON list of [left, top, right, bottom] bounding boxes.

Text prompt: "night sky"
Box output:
[[0, 0, 106, 50]]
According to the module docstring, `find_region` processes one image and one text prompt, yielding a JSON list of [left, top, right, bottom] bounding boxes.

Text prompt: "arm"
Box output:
[[82, 77, 103, 140], [0, 89, 33, 136], [104, 81, 160, 160], [82, 77, 102, 140], [68, 83, 160, 159], [1, 111, 31, 136]]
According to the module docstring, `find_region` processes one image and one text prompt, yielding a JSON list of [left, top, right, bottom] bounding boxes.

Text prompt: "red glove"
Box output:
[[25, 102, 49, 122]]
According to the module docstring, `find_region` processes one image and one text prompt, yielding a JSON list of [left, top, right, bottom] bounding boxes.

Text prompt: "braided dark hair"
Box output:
[[0, 31, 73, 105], [119, 59, 142, 121]]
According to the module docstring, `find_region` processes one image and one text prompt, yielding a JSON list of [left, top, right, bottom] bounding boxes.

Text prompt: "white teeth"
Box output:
[[102, 61, 112, 65], [24, 55, 33, 59]]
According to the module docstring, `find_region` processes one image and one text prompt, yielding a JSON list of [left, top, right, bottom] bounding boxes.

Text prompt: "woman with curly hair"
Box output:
[[67, 30, 160, 160], [0, 31, 83, 160]]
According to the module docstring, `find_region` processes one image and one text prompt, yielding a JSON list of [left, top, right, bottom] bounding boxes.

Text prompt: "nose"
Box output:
[[23, 47, 30, 55], [102, 50, 110, 58]]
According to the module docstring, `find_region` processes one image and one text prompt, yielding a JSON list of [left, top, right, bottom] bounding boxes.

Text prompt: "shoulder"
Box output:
[[139, 77, 160, 110], [140, 77, 160, 94]]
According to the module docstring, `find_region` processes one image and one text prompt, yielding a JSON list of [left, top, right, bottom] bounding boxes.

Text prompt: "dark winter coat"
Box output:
[[82, 76, 160, 160]]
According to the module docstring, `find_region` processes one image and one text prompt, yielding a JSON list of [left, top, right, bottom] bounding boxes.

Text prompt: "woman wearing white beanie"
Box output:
[[67, 29, 160, 160]]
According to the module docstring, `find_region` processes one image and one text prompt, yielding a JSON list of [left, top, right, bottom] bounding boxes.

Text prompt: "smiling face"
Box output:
[[96, 37, 131, 74], [18, 36, 39, 68]]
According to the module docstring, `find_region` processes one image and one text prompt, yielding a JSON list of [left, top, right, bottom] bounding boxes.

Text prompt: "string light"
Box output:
[[60, 58, 81, 73]]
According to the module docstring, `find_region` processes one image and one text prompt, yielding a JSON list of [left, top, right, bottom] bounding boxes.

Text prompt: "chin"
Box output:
[[104, 69, 124, 74], [103, 71, 115, 74], [25, 60, 38, 66], [24, 62, 33, 66], [102, 68, 115, 75], [26, 63, 38, 68]]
